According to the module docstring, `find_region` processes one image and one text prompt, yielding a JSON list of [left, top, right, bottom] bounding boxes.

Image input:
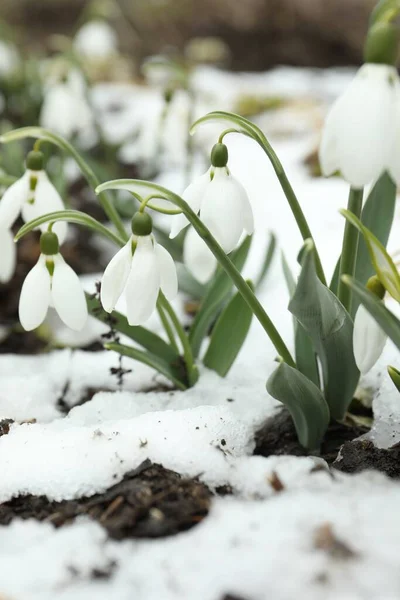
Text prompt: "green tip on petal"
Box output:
[[366, 275, 386, 299], [40, 231, 59, 255], [211, 143, 228, 168], [26, 150, 45, 171], [131, 211, 153, 236], [364, 22, 399, 65]]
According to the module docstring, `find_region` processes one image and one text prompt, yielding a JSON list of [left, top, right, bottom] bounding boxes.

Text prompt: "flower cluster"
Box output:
[[0, 151, 67, 283]]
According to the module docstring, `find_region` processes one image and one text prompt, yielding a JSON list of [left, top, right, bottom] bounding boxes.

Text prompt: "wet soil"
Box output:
[[333, 439, 400, 478], [254, 408, 369, 465], [0, 460, 211, 539]]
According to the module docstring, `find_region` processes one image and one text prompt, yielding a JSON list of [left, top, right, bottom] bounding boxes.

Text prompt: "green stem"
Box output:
[[158, 291, 199, 386], [156, 298, 179, 354], [221, 128, 326, 285], [338, 187, 364, 312], [1, 127, 128, 242]]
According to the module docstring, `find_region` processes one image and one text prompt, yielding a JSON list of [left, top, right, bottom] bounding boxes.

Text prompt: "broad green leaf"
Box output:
[[330, 173, 396, 303], [281, 253, 320, 387], [203, 281, 254, 376], [289, 240, 359, 420], [343, 275, 400, 349], [189, 236, 252, 358], [341, 209, 400, 301], [15, 209, 125, 248], [388, 366, 400, 393], [104, 341, 187, 390], [266, 361, 330, 451], [86, 294, 180, 365]]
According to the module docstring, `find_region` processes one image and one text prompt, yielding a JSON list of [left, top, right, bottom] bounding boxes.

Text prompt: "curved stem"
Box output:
[[338, 187, 364, 312], [158, 291, 199, 385], [0, 127, 128, 242], [220, 128, 326, 285], [156, 298, 179, 354]]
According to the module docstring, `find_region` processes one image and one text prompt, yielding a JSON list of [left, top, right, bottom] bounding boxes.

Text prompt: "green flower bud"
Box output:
[[131, 211, 153, 236], [364, 23, 399, 66], [40, 231, 59, 256], [26, 151, 45, 171], [366, 275, 386, 299], [211, 143, 228, 168]]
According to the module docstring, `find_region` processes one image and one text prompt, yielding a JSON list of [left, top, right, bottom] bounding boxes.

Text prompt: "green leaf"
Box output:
[[203, 281, 254, 376], [343, 275, 400, 349], [341, 208, 400, 301], [289, 240, 359, 420], [370, 0, 400, 24], [281, 253, 320, 388], [86, 294, 180, 365], [15, 209, 125, 248], [266, 361, 330, 450], [255, 232, 276, 290], [388, 366, 400, 393], [104, 341, 187, 391], [188, 235, 252, 358], [330, 172, 396, 299]]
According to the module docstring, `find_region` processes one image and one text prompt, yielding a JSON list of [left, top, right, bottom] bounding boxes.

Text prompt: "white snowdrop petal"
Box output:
[[21, 171, 68, 244], [319, 98, 341, 177], [51, 255, 88, 331], [353, 305, 388, 374], [155, 242, 178, 300], [0, 173, 29, 228], [234, 176, 254, 235], [333, 64, 397, 187], [183, 226, 217, 284], [100, 241, 133, 313], [170, 170, 210, 238], [18, 256, 51, 331], [125, 236, 160, 325], [0, 228, 16, 283], [201, 169, 247, 253]]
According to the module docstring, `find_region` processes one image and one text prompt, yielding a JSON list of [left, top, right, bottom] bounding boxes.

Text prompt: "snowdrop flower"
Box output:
[[73, 20, 118, 60], [170, 142, 254, 282], [101, 212, 178, 325], [353, 276, 387, 374], [320, 24, 400, 188], [0, 151, 67, 283], [0, 39, 19, 78], [19, 231, 87, 331], [40, 70, 95, 143]]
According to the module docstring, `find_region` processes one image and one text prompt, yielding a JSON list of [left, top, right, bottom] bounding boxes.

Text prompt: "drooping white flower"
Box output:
[[19, 232, 87, 331], [40, 69, 95, 144], [0, 40, 19, 78], [353, 304, 388, 374], [319, 63, 399, 188], [0, 151, 67, 283], [73, 20, 118, 60], [101, 212, 178, 326], [170, 142, 254, 282]]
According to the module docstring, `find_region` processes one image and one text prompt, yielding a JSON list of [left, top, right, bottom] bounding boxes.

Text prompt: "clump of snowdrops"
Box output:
[[3, 0, 400, 452]]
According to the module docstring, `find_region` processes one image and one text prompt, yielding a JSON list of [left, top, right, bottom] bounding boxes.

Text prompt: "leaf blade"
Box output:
[[203, 282, 254, 376]]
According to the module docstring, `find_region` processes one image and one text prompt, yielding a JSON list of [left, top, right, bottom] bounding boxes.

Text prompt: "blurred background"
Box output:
[[0, 0, 375, 70]]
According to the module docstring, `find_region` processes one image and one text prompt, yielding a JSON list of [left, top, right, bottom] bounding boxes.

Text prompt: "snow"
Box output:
[[1, 65, 400, 599]]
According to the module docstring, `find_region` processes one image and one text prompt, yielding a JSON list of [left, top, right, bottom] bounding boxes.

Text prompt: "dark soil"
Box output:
[[333, 440, 400, 478], [0, 460, 211, 539], [254, 408, 369, 465]]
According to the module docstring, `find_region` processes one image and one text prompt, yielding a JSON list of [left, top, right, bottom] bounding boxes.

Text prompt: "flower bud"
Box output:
[[40, 231, 59, 256], [364, 23, 399, 66], [131, 211, 153, 236], [366, 275, 386, 299], [26, 151, 45, 172], [211, 143, 228, 168]]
